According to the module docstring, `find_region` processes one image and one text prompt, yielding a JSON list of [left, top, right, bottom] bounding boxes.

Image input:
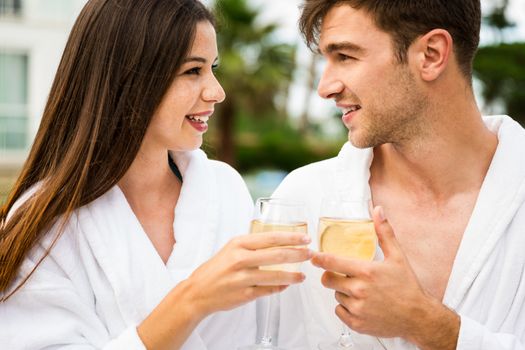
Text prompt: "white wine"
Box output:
[[318, 217, 376, 261], [250, 219, 308, 272]]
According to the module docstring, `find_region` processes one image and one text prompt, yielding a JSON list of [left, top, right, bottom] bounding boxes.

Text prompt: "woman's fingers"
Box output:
[[235, 231, 311, 250], [245, 246, 313, 268], [244, 269, 306, 286], [243, 285, 289, 300]]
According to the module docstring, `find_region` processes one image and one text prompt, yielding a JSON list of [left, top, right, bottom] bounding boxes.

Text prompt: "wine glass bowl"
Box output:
[[239, 198, 308, 350], [318, 218, 376, 261], [250, 217, 308, 272], [317, 198, 376, 350]]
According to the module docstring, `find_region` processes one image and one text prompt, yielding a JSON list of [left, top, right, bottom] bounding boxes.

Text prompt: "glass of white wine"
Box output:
[[317, 198, 376, 350], [240, 197, 308, 350]]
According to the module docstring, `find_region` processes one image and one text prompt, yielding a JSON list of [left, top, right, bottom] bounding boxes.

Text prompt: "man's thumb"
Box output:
[[372, 206, 399, 259]]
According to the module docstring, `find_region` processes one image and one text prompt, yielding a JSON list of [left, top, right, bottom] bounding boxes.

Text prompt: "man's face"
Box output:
[[318, 4, 428, 148]]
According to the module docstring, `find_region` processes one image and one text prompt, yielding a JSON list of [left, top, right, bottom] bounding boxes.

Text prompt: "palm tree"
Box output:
[[211, 0, 296, 165], [474, 0, 525, 124], [483, 0, 515, 43]]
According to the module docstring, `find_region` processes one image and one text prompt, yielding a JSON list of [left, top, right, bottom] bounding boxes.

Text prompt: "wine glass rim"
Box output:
[[255, 197, 304, 207]]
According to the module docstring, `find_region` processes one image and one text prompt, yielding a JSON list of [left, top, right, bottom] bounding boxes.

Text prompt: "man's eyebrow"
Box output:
[[320, 42, 365, 55]]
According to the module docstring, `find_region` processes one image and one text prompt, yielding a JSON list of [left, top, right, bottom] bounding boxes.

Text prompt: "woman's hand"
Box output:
[[138, 231, 311, 350], [184, 231, 312, 319]]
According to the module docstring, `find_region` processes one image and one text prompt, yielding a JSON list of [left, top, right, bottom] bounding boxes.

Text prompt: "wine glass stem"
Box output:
[[338, 324, 354, 347], [260, 294, 277, 345]]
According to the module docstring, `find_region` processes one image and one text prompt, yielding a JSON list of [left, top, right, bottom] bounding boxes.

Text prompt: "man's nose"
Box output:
[[317, 66, 345, 100]]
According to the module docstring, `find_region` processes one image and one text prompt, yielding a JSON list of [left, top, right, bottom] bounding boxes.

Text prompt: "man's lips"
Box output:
[[337, 104, 362, 126], [337, 104, 362, 116]]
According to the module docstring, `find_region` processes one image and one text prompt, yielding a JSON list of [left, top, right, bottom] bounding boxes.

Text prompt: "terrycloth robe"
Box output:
[[0, 149, 256, 349], [273, 115, 525, 349]]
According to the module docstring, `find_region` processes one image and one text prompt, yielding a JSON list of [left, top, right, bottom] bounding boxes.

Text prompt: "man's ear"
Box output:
[[411, 29, 452, 82]]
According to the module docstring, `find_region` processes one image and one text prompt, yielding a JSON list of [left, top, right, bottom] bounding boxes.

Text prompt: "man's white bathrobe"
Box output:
[[1, 150, 256, 349], [274, 115, 525, 350]]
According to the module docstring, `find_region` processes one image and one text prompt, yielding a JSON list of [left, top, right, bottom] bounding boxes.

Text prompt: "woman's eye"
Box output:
[[185, 67, 201, 75]]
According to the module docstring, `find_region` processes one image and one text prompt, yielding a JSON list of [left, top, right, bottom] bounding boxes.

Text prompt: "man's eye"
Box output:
[[338, 53, 354, 62], [185, 67, 201, 75]]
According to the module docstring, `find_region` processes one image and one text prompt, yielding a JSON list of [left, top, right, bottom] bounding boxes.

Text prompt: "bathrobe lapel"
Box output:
[[79, 149, 219, 349], [443, 116, 525, 308]]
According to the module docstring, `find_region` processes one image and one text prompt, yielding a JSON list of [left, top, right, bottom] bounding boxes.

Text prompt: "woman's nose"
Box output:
[[203, 75, 226, 103]]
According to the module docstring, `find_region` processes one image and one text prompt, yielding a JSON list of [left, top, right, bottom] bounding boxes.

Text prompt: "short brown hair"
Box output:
[[299, 0, 481, 78]]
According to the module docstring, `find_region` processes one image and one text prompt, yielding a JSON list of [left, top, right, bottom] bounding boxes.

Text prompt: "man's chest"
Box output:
[[371, 191, 478, 300]]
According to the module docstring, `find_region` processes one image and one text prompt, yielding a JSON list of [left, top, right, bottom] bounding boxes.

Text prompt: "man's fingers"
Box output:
[[236, 231, 311, 250], [321, 270, 348, 291], [372, 206, 400, 259], [311, 251, 369, 276], [321, 271, 369, 300], [335, 304, 362, 332]]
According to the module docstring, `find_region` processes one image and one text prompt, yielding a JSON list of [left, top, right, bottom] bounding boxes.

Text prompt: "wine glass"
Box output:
[[240, 197, 308, 350], [317, 198, 376, 350]]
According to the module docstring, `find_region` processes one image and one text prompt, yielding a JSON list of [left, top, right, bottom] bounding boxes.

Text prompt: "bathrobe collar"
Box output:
[[79, 149, 218, 349], [333, 115, 525, 308]]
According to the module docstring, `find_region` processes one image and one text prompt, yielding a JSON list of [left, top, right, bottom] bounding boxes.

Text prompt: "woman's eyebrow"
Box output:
[[183, 56, 219, 64], [184, 56, 207, 63]]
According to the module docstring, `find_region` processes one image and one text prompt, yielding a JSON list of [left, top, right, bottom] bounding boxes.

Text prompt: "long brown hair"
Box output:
[[0, 0, 214, 299], [299, 0, 481, 79]]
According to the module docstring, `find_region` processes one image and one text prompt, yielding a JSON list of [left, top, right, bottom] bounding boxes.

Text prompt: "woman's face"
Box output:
[[144, 20, 225, 153]]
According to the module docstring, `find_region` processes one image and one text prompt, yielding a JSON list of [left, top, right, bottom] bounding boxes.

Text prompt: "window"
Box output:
[[0, 52, 28, 151], [0, 0, 22, 17]]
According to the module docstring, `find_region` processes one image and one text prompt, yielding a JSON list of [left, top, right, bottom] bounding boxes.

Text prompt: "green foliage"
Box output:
[[474, 1, 525, 124], [210, 0, 298, 165], [474, 43, 525, 124], [231, 114, 344, 173], [483, 7, 515, 31], [213, 0, 296, 115]]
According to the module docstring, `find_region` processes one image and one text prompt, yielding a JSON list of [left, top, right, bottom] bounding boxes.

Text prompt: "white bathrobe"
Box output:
[[0, 149, 256, 349], [273, 115, 525, 350]]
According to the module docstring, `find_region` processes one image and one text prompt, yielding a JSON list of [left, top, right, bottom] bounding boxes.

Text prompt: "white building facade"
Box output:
[[0, 0, 86, 168]]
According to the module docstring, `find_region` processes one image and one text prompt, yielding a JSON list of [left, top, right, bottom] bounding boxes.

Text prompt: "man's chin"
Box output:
[[348, 132, 372, 149]]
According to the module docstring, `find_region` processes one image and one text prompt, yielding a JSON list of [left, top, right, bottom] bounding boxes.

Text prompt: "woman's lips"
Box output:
[[186, 115, 209, 132], [185, 111, 212, 133]]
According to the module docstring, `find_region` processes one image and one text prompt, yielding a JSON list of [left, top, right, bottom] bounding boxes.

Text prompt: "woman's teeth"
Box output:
[[186, 115, 209, 123]]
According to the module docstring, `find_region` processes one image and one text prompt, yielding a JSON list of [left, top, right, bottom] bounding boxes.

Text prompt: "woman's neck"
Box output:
[[119, 148, 181, 210]]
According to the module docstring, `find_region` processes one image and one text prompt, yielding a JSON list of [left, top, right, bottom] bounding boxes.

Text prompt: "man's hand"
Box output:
[[311, 206, 460, 350]]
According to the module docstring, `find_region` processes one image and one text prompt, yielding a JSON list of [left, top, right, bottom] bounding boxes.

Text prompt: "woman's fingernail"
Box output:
[[302, 235, 311, 243]]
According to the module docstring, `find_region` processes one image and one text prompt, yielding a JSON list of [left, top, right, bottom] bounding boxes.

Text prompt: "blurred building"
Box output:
[[0, 0, 85, 169]]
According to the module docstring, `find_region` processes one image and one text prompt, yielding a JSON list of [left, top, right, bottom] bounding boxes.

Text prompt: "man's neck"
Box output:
[[370, 112, 498, 203]]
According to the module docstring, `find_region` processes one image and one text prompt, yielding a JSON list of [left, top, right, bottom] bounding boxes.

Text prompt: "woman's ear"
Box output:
[[411, 29, 452, 82]]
